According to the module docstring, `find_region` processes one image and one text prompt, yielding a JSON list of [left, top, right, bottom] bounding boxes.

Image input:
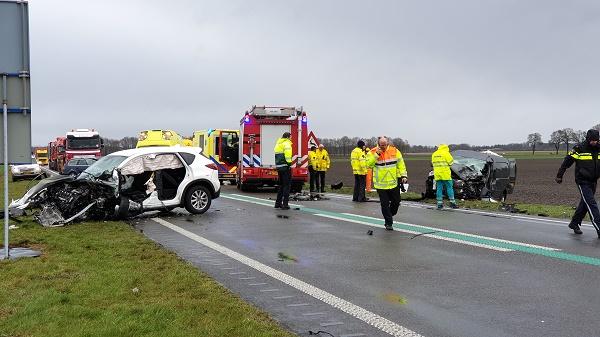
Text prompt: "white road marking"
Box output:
[[344, 213, 560, 251], [320, 321, 345, 327], [315, 214, 513, 252], [152, 217, 425, 337], [273, 295, 295, 300]]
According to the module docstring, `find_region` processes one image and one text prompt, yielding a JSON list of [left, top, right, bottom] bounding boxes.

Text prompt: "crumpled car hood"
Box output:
[[9, 175, 119, 227], [9, 175, 74, 213]]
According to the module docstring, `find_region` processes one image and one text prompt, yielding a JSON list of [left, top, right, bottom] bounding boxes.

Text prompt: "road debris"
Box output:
[[277, 252, 298, 263], [382, 292, 408, 305]]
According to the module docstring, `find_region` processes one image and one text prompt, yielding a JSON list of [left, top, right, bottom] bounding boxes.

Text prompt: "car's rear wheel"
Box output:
[[184, 185, 211, 214]]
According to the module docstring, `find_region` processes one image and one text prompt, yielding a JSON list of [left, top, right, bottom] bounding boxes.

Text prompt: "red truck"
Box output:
[[237, 106, 312, 192], [48, 129, 103, 173]]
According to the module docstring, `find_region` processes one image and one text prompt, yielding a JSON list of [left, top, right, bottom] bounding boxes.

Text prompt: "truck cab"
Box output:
[[35, 148, 48, 165]]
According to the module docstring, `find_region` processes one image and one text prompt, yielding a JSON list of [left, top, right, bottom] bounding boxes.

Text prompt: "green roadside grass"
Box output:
[[325, 186, 578, 220], [0, 178, 294, 337]]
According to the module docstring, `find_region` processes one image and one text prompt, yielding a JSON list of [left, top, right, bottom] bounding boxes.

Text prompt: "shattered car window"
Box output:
[[79, 155, 127, 179], [452, 155, 486, 179]]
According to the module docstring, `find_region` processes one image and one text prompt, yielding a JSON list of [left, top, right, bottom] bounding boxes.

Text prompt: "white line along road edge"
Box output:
[[151, 217, 425, 337]]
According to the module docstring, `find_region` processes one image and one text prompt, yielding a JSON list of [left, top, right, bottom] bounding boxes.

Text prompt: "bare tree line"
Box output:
[[101, 137, 138, 155], [528, 123, 600, 155]]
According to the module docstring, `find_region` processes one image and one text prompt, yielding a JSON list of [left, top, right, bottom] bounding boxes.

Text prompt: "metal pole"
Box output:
[[2, 75, 9, 259]]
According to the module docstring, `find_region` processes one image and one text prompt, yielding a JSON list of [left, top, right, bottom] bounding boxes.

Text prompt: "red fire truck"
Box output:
[[49, 129, 103, 173], [237, 106, 311, 192]]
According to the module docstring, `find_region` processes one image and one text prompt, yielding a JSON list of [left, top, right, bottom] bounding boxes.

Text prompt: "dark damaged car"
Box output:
[[9, 147, 221, 226], [425, 150, 517, 201]]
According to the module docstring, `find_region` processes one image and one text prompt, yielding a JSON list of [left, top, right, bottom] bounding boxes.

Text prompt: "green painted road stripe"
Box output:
[[222, 193, 600, 267]]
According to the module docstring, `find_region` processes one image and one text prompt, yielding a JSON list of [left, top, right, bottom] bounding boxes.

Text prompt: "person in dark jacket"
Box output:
[[556, 129, 600, 237]]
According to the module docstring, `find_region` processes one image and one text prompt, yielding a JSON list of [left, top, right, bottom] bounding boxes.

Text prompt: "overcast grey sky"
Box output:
[[29, 0, 600, 146]]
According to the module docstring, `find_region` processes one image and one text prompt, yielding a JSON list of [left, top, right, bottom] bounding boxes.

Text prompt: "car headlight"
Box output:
[[11, 167, 20, 174]]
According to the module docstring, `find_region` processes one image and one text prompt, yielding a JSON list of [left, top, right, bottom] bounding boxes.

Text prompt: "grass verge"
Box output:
[[0, 179, 294, 337]]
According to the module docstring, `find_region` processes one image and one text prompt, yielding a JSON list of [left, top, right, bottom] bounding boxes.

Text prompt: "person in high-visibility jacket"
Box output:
[[351, 140, 368, 202], [314, 144, 330, 193], [366, 136, 408, 230], [556, 129, 600, 237], [432, 144, 458, 209], [274, 132, 293, 210], [308, 145, 318, 192]]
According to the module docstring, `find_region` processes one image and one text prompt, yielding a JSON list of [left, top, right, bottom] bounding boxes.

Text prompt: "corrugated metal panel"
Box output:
[[0, 0, 32, 164]]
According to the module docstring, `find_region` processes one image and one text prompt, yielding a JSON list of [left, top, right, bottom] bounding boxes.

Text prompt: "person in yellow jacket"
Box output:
[[308, 145, 318, 192], [314, 144, 330, 193], [351, 140, 368, 202], [366, 136, 408, 230], [274, 132, 293, 210], [432, 144, 458, 209]]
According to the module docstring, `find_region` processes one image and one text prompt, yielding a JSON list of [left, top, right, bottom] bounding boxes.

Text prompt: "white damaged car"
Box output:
[[9, 147, 220, 226]]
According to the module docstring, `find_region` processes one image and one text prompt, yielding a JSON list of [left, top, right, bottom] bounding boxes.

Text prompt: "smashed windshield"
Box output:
[[79, 155, 127, 180], [452, 155, 486, 179]]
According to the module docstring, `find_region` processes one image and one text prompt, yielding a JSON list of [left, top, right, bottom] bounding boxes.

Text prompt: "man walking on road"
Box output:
[[274, 132, 293, 210], [308, 145, 317, 193], [351, 140, 368, 202], [315, 144, 330, 193], [556, 129, 600, 237], [432, 144, 458, 209], [366, 136, 408, 230]]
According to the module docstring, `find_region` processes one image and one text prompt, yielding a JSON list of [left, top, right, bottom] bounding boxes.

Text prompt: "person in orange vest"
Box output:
[[366, 136, 408, 230]]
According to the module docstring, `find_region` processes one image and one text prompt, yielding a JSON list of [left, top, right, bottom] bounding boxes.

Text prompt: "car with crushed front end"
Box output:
[[424, 150, 517, 202], [9, 146, 220, 226]]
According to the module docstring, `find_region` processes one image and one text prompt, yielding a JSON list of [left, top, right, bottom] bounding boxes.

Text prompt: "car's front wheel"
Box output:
[[184, 185, 212, 214]]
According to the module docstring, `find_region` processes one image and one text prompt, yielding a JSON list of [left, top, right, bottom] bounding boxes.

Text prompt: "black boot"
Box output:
[[568, 223, 583, 235]]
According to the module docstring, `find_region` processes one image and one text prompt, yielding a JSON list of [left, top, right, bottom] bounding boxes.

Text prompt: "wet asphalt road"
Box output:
[[135, 186, 600, 337]]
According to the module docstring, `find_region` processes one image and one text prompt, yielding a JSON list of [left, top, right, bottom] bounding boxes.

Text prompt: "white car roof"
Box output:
[[108, 146, 203, 157]]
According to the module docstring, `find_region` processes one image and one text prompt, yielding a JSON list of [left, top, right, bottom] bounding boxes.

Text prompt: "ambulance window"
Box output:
[[199, 135, 205, 149]]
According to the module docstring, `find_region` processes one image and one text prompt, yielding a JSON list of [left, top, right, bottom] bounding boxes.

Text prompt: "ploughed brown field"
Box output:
[[327, 158, 582, 206]]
